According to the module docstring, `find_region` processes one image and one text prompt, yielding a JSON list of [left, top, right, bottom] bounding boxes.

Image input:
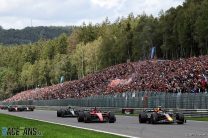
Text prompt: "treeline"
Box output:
[[0, 34, 76, 99], [1, 0, 208, 99], [0, 26, 72, 44]]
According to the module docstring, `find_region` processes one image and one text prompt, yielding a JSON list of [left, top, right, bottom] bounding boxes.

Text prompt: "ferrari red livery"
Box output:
[[77, 107, 116, 123]]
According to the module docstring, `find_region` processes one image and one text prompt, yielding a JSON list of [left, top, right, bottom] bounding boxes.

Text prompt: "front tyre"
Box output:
[[176, 113, 185, 124], [108, 112, 116, 123]]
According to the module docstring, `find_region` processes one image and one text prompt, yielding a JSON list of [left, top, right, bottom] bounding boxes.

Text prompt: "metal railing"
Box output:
[[3, 91, 208, 109], [33, 106, 208, 117]]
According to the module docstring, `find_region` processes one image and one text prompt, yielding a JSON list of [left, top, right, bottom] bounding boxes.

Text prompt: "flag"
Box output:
[[150, 47, 156, 59], [60, 76, 64, 83]]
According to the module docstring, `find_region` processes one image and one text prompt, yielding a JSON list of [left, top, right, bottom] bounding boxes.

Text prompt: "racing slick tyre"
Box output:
[[77, 112, 84, 122], [57, 109, 62, 117], [150, 112, 158, 124], [139, 112, 147, 123], [176, 113, 185, 124], [84, 112, 91, 123], [8, 108, 15, 112], [108, 112, 116, 123], [60, 109, 66, 117]]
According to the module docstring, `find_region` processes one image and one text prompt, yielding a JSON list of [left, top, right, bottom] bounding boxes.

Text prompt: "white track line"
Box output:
[[3, 113, 139, 138]]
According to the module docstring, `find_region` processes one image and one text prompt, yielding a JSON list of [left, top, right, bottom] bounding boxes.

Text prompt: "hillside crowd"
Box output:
[[4, 55, 208, 102]]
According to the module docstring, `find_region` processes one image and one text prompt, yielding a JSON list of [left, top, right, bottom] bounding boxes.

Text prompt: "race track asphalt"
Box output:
[[1, 110, 208, 138]]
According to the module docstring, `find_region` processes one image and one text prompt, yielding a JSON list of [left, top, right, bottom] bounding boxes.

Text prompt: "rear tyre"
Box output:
[[108, 112, 116, 123], [139, 113, 147, 123], [57, 109, 62, 117], [150, 113, 158, 124], [176, 113, 184, 124], [77, 112, 84, 122], [84, 112, 91, 123], [60, 110, 65, 117]]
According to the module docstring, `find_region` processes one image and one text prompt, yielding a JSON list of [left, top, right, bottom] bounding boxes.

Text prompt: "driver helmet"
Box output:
[[157, 106, 162, 111]]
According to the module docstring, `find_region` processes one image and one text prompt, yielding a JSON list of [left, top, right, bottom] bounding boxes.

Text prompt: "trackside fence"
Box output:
[[3, 91, 208, 109]]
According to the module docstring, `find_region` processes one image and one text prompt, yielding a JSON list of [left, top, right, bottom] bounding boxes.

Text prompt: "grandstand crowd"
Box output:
[[4, 55, 208, 102]]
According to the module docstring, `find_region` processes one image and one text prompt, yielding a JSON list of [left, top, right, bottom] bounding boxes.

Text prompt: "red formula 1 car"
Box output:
[[77, 107, 116, 123], [0, 105, 9, 110]]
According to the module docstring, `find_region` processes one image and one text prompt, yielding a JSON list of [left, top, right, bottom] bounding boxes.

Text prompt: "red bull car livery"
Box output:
[[139, 107, 186, 124]]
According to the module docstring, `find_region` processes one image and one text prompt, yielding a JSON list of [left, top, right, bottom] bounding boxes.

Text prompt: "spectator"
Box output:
[[3, 55, 208, 102]]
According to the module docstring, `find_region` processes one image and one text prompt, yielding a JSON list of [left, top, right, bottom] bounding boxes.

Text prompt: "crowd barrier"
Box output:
[[32, 106, 208, 117], [3, 91, 208, 109]]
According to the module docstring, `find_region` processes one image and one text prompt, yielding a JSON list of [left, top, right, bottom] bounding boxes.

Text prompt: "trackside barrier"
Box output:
[[2, 91, 208, 109], [32, 106, 208, 117], [35, 106, 121, 113], [180, 109, 208, 117]]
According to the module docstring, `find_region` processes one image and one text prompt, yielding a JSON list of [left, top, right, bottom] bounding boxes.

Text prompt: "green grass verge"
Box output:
[[186, 117, 208, 121], [0, 114, 124, 138]]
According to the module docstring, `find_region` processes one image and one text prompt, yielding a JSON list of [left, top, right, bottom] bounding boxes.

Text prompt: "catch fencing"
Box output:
[[3, 91, 208, 109]]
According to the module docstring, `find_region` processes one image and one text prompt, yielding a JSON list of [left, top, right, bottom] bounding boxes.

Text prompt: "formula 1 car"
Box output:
[[139, 107, 185, 124], [0, 105, 9, 110], [8, 105, 35, 112], [77, 107, 116, 123], [57, 106, 78, 117], [21, 105, 35, 111]]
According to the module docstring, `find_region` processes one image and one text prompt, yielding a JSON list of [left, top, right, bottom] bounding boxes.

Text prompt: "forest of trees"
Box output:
[[0, 0, 208, 99], [0, 26, 72, 44]]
